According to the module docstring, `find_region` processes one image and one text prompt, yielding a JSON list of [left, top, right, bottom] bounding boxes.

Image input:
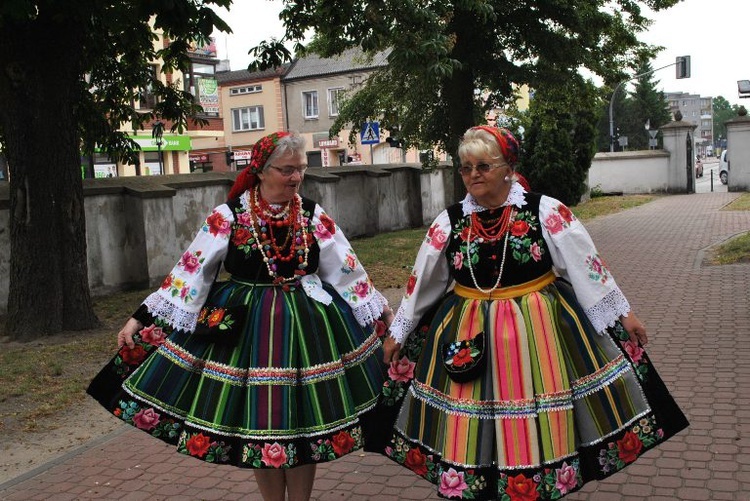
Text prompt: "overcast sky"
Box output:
[[212, 0, 748, 105]]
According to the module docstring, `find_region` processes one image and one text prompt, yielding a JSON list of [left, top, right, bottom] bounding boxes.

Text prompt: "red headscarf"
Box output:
[[227, 131, 291, 200], [470, 126, 520, 168]]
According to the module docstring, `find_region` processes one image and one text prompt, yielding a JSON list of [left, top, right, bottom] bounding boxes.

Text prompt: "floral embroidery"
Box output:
[[203, 210, 231, 238], [177, 250, 204, 274], [342, 279, 371, 302], [340, 251, 358, 274], [508, 211, 545, 264], [388, 356, 416, 382], [178, 431, 232, 463], [310, 427, 362, 461], [386, 436, 439, 483], [242, 442, 298, 468], [501, 472, 539, 501], [439, 468, 469, 498], [585, 253, 611, 284], [139, 324, 167, 347], [197, 306, 237, 331], [111, 327, 170, 378], [160, 273, 197, 303], [543, 203, 576, 235], [114, 400, 181, 440], [427, 223, 449, 251], [598, 416, 662, 474], [405, 271, 418, 296], [314, 213, 337, 240], [612, 322, 651, 381]]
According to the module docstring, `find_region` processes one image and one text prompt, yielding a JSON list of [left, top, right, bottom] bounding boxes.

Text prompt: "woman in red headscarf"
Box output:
[[375, 126, 688, 500], [88, 131, 393, 501]]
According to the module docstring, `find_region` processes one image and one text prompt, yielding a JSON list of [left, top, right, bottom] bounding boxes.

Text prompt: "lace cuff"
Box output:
[[300, 275, 333, 305], [584, 287, 631, 334], [351, 289, 389, 328], [142, 292, 199, 333], [388, 301, 417, 344]]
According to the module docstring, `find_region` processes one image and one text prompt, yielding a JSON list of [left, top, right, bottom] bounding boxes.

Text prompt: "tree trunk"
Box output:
[[0, 11, 99, 340]]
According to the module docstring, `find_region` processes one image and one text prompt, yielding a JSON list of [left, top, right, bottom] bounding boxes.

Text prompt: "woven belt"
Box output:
[[453, 271, 557, 300]]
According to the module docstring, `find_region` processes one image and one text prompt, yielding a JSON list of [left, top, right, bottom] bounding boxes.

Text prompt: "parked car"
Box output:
[[695, 156, 703, 178], [719, 150, 729, 185]]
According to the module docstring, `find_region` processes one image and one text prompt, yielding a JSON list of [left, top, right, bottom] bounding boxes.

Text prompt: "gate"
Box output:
[[686, 131, 694, 193]]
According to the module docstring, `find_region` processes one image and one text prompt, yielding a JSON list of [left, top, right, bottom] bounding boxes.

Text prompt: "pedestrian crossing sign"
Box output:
[[360, 122, 380, 145]]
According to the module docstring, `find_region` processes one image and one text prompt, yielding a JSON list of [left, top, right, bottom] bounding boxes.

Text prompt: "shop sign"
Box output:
[[190, 153, 209, 163], [130, 134, 192, 151], [319, 138, 339, 148], [233, 150, 252, 160]]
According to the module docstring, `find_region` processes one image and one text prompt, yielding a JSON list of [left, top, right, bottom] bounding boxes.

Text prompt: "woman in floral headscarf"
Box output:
[[376, 126, 688, 500], [89, 131, 393, 501]]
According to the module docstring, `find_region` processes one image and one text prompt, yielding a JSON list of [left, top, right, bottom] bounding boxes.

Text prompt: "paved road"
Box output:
[[1, 192, 749, 500]]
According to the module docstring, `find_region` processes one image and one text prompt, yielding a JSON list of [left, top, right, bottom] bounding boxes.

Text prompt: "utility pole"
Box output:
[[609, 56, 691, 152]]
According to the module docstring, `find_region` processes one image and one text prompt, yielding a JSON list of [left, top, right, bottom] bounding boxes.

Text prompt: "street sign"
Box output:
[[360, 122, 379, 145]]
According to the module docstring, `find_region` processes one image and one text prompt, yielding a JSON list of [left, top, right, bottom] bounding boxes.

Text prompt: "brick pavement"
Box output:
[[1, 192, 749, 500]]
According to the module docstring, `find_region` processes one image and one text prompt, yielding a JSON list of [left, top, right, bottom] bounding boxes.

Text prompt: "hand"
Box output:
[[620, 312, 648, 346], [117, 318, 143, 349], [382, 336, 402, 364]]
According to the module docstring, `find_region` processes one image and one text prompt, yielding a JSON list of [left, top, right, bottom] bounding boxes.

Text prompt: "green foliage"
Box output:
[[521, 75, 602, 206], [252, 0, 680, 159], [713, 95, 741, 143]]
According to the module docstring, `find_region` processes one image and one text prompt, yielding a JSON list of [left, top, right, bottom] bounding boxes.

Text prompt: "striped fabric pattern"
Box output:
[[398, 281, 649, 470], [123, 280, 385, 440]]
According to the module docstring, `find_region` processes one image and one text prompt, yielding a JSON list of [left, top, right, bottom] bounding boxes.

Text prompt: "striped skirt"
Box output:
[[87, 278, 386, 469], [381, 275, 688, 500]]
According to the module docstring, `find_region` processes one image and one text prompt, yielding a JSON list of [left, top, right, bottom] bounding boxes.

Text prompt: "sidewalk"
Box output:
[[2, 192, 749, 500]]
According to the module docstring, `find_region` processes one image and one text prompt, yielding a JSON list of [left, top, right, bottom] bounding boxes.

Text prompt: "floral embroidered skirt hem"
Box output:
[[377, 280, 688, 500], [87, 280, 386, 469]]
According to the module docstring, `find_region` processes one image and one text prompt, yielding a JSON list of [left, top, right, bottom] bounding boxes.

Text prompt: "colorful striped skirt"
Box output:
[[87, 278, 386, 469], [380, 275, 688, 500]]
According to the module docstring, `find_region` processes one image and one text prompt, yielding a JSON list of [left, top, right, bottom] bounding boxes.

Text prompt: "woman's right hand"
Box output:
[[382, 336, 402, 364], [117, 318, 143, 349]]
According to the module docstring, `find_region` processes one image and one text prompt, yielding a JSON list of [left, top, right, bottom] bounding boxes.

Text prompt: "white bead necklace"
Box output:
[[466, 209, 514, 294]]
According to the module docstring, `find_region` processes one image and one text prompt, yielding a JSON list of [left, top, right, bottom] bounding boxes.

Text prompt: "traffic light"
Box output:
[[225, 150, 234, 164], [676, 56, 691, 79], [385, 136, 402, 148]]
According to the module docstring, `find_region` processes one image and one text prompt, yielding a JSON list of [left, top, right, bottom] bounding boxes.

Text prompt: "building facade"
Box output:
[[665, 92, 714, 156]]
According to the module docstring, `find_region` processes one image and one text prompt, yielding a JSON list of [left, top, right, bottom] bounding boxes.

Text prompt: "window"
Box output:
[[328, 88, 345, 116], [303, 91, 319, 119], [232, 106, 265, 131], [139, 65, 159, 109], [231, 85, 262, 95]]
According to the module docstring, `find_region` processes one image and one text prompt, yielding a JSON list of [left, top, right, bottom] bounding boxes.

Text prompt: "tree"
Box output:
[[521, 75, 602, 205], [0, 1, 230, 340], [713, 95, 740, 146], [623, 59, 672, 150], [251, 0, 679, 196]]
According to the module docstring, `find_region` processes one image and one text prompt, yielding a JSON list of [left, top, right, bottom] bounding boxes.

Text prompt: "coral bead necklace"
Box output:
[[466, 206, 516, 294], [249, 186, 309, 285]]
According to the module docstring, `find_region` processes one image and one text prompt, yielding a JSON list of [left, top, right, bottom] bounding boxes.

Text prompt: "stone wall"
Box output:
[[0, 164, 456, 311]]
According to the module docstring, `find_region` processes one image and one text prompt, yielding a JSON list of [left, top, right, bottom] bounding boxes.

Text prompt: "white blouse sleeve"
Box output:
[[539, 195, 631, 333], [310, 204, 389, 327], [141, 204, 233, 332], [388, 210, 452, 344]]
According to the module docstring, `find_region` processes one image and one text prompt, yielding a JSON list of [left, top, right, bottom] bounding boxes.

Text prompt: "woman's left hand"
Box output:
[[620, 312, 648, 346]]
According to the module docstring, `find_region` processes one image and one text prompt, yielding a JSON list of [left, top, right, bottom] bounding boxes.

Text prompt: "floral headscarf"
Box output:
[[470, 126, 520, 167], [227, 131, 291, 200]]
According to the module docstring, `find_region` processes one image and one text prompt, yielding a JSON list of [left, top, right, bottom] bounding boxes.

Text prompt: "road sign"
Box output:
[[360, 122, 379, 145]]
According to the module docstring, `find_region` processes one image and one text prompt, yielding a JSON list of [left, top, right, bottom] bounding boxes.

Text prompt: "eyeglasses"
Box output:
[[269, 165, 308, 177], [457, 162, 506, 176]]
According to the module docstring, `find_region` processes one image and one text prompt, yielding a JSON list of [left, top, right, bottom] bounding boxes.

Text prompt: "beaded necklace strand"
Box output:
[[249, 186, 310, 285], [466, 207, 515, 294]]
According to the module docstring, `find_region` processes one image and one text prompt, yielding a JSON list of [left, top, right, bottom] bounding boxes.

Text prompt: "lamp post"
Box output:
[[152, 120, 164, 175]]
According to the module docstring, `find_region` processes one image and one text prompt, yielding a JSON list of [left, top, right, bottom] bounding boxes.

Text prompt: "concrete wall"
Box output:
[[0, 164, 456, 312], [588, 150, 671, 194], [725, 115, 750, 191]]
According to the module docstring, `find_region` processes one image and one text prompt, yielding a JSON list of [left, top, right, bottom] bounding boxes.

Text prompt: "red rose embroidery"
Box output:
[[617, 431, 643, 463], [451, 347, 473, 367], [406, 273, 417, 296], [186, 433, 212, 458], [160, 274, 173, 290], [505, 473, 540, 501], [404, 448, 428, 476], [510, 220, 530, 237], [320, 213, 336, 235], [331, 431, 356, 456], [459, 226, 471, 242], [120, 345, 147, 365], [232, 227, 252, 246], [206, 211, 230, 237], [207, 309, 225, 327], [557, 204, 574, 222]]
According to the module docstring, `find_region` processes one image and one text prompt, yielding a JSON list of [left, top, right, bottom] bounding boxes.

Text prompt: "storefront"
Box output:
[[131, 134, 192, 175]]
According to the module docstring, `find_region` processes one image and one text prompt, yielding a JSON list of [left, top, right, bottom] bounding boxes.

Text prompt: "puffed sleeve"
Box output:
[[388, 210, 452, 344], [137, 204, 234, 332], [309, 204, 389, 327], [539, 195, 631, 333]]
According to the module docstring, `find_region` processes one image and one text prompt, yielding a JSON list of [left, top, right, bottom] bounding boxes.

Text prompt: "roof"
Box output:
[[215, 64, 291, 84], [283, 48, 390, 81]]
